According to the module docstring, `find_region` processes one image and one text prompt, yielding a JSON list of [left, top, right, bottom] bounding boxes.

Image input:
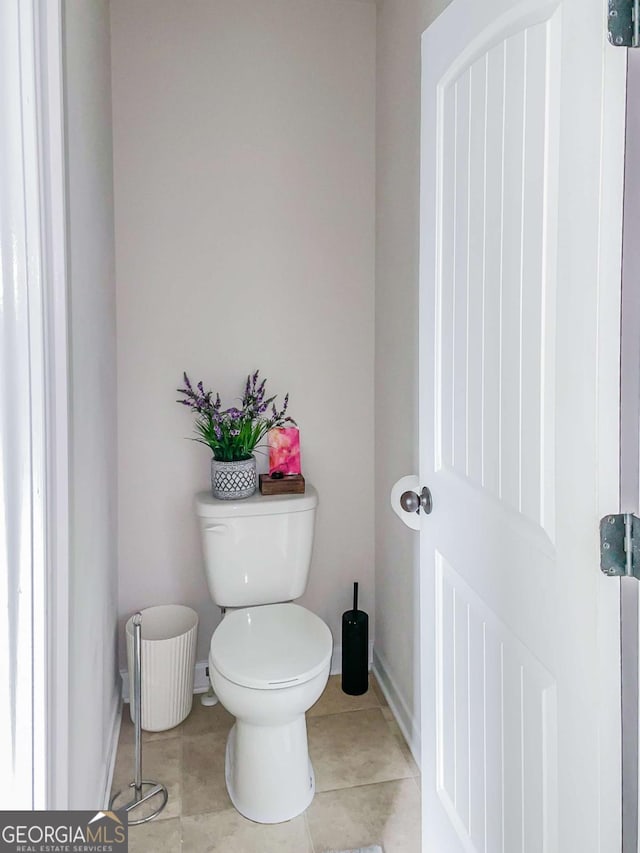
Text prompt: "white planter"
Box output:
[[126, 605, 198, 732], [211, 455, 257, 500]]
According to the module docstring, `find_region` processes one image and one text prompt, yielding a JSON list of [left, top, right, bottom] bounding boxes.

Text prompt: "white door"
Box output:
[[419, 0, 627, 850]]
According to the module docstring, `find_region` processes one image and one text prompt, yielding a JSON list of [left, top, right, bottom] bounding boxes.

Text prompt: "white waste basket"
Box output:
[[126, 605, 198, 731]]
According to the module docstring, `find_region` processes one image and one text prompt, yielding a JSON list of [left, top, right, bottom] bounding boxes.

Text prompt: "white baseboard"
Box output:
[[193, 659, 210, 693], [120, 660, 210, 703], [372, 648, 421, 771], [330, 641, 375, 675], [100, 685, 122, 809], [331, 646, 341, 675], [120, 640, 374, 700]]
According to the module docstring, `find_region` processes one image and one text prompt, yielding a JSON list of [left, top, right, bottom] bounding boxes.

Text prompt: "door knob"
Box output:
[[400, 486, 433, 515]]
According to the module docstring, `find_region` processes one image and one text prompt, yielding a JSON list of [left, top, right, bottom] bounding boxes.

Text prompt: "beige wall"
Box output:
[[110, 0, 376, 665], [63, 0, 119, 807], [374, 0, 451, 748]]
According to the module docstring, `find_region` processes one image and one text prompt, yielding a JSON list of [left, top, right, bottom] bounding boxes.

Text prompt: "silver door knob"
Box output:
[[400, 486, 433, 515]]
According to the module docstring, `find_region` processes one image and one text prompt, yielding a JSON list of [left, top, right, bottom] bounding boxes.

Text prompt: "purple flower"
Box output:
[[177, 370, 295, 460]]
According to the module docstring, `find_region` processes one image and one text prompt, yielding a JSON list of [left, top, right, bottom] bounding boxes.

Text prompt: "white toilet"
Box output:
[[195, 485, 332, 824]]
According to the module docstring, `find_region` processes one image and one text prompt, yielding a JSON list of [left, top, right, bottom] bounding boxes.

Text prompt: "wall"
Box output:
[[374, 0, 451, 754], [110, 0, 376, 666], [63, 0, 119, 807]]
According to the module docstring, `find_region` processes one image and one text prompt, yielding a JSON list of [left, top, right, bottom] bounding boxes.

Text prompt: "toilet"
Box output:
[[195, 485, 332, 824]]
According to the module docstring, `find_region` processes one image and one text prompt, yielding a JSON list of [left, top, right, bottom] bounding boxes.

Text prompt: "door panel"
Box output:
[[437, 14, 558, 536], [436, 554, 557, 851], [419, 0, 626, 850]]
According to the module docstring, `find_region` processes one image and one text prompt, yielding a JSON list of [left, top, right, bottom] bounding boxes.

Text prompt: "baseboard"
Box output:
[[372, 648, 421, 771], [193, 659, 210, 693], [121, 640, 374, 699], [120, 660, 210, 702], [100, 684, 122, 809], [331, 646, 341, 675], [330, 641, 374, 676]]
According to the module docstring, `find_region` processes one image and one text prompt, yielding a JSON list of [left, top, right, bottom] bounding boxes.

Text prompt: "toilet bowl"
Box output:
[[209, 602, 332, 823]]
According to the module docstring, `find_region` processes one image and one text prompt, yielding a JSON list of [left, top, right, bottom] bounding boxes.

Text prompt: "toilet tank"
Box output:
[[194, 486, 318, 607]]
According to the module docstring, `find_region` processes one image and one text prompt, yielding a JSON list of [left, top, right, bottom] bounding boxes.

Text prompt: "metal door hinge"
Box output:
[[608, 0, 640, 47], [600, 513, 640, 578]]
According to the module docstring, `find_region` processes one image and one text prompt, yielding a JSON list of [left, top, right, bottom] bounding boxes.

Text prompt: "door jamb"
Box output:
[[1, 0, 70, 808], [619, 48, 640, 853], [38, 0, 71, 810]]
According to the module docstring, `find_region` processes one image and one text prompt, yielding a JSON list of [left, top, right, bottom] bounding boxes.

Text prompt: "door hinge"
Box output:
[[600, 513, 640, 578], [608, 0, 640, 47]]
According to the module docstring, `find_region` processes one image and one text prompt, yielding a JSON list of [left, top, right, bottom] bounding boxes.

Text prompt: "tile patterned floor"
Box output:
[[111, 675, 421, 852]]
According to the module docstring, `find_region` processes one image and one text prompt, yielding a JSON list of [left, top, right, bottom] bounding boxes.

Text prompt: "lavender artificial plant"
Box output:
[[177, 370, 296, 462]]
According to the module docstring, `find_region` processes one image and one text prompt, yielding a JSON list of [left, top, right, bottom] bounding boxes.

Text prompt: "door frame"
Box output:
[[39, 0, 72, 810], [620, 49, 640, 853], [1, 0, 70, 809]]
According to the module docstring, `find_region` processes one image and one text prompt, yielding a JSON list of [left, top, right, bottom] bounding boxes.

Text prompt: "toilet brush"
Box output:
[[110, 612, 168, 824], [341, 582, 369, 695]]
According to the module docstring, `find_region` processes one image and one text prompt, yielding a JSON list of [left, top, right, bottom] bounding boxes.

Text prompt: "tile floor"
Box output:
[[111, 675, 421, 852]]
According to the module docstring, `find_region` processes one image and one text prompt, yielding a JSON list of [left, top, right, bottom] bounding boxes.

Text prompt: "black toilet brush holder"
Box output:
[[341, 582, 369, 696]]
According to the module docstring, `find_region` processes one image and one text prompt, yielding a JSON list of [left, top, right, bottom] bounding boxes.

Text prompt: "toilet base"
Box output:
[[224, 718, 316, 823]]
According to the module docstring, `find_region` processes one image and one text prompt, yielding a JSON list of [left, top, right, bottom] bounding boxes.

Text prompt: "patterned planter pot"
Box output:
[[211, 455, 257, 500]]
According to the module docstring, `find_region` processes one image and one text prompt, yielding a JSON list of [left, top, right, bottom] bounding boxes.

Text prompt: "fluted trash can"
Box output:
[[126, 605, 198, 732]]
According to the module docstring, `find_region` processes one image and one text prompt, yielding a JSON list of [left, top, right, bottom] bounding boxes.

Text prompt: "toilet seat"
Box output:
[[210, 602, 332, 690]]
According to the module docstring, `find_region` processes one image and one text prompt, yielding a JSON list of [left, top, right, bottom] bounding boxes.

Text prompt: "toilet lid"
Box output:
[[210, 603, 333, 690]]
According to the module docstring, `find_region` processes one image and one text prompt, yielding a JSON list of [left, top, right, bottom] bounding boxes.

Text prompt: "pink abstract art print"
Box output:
[[268, 427, 301, 475]]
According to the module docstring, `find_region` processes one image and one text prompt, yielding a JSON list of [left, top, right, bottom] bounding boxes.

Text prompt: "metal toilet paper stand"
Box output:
[[110, 612, 168, 824]]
